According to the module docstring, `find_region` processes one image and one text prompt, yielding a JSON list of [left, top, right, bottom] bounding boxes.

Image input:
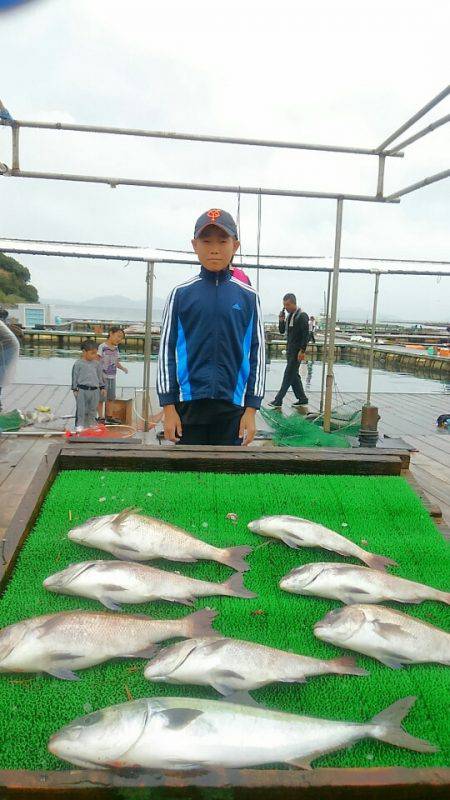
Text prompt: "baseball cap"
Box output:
[[194, 209, 238, 239]]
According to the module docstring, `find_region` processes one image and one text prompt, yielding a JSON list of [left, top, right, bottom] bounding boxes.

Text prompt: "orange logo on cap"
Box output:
[[207, 209, 221, 221]]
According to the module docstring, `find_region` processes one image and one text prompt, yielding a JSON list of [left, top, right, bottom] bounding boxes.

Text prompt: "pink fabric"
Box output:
[[231, 266, 251, 286]]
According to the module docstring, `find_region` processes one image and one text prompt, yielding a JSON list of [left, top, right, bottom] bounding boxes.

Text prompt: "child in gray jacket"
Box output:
[[72, 341, 106, 429]]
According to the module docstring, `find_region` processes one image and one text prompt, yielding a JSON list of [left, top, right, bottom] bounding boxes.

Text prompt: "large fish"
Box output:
[[280, 562, 450, 606], [48, 694, 436, 770], [248, 515, 396, 571], [0, 608, 217, 680], [44, 560, 256, 610], [68, 509, 252, 572], [314, 604, 450, 669], [144, 636, 368, 694]]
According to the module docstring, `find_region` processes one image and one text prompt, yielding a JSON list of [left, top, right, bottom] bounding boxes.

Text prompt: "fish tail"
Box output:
[[370, 696, 438, 753], [434, 590, 450, 605], [221, 545, 252, 573], [363, 552, 398, 572], [185, 608, 218, 638], [329, 655, 369, 677], [222, 572, 257, 599]]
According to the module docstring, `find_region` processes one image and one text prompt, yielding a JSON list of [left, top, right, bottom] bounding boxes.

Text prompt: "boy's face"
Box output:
[[192, 225, 240, 272], [109, 331, 124, 345], [83, 348, 98, 361]]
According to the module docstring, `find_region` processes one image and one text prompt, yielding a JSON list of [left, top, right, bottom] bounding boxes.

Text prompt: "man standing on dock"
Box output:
[[268, 293, 309, 409]]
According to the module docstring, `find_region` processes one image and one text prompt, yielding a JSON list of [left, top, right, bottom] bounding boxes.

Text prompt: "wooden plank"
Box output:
[[0, 444, 60, 589], [0, 439, 57, 535], [0, 765, 449, 798], [59, 446, 402, 476]]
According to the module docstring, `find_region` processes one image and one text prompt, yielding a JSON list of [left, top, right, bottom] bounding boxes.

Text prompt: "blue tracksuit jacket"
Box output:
[[157, 267, 265, 409]]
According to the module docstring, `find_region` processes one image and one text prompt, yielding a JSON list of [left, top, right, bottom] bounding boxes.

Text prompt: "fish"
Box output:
[[280, 562, 450, 606], [248, 515, 397, 571], [44, 560, 257, 610], [314, 604, 450, 669], [0, 608, 217, 680], [68, 508, 252, 572], [48, 694, 437, 770], [143, 636, 368, 694]]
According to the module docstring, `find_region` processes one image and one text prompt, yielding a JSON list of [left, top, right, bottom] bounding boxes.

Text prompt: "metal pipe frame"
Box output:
[[366, 271, 381, 406], [323, 199, 344, 433], [1, 169, 400, 204], [319, 271, 332, 413], [386, 169, 450, 201], [0, 117, 404, 158], [142, 261, 155, 433], [386, 113, 450, 155], [377, 85, 450, 151]]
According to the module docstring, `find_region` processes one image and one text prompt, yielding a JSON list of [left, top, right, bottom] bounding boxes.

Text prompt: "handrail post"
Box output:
[[323, 199, 344, 432]]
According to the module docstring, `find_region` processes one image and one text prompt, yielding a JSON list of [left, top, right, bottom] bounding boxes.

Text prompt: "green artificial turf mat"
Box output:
[[0, 470, 449, 772]]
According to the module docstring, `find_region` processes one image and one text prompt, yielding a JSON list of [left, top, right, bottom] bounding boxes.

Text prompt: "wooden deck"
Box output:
[[0, 384, 449, 540]]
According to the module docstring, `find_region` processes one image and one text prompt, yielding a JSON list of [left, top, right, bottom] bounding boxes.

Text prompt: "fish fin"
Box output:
[[372, 620, 411, 641], [279, 532, 304, 549], [123, 644, 159, 659], [47, 667, 80, 681], [286, 757, 313, 770], [340, 587, 373, 605], [185, 608, 218, 638], [158, 708, 203, 730], [223, 690, 260, 707], [112, 507, 142, 532], [371, 696, 438, 753], [167, 596, 195, 607], [436, 591, 450, 605], [222, 572, 257, 599], [99, 596, 123, 611], [195, 638, 228, 655], [363, 553, 398, 571], [113, 543, 141, 553], [169, 556, 198, 563], [376, 654, 405, 670], [221, 545, 252, 573], [50, 652, 85, 661], [329, 655, 369, 677]]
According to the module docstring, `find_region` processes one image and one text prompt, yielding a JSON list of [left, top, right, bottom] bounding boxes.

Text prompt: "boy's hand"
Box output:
[[73, 390, 79, 396], [119, 364, 129, 374], [164, 405, 183, 442], [297, 350, 306, 362], [239, 407, 256, 446]]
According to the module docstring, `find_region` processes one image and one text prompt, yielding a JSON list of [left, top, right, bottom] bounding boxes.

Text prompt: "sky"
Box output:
[[0, 0, 449, 321]]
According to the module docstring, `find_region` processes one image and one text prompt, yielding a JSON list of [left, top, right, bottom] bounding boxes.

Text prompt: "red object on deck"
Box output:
[[65, 424, 109, 439]]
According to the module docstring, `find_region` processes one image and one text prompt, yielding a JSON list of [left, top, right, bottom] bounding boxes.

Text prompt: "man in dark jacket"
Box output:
[[268, 293, 309, 408]]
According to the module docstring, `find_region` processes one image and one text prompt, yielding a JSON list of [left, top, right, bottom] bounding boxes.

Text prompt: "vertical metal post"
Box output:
[[323, 199, 344, 432], [366, 271, 380, 405], [376, 155, 386, 197], [319, 271, 332, 413], [256, 191, 261, 292], [142, 261, 155, 432], [11, 125, 20, 171]]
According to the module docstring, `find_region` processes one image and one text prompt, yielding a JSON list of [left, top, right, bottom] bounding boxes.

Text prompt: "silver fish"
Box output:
[[281, 562, 450, 606], [44, 560, 256, 610], [48, 694, 436, 770], [0, 608, 217, 680], [144, 636, 368, 694], [314, 604, 450, 669], [248, 515, 397, 571], [68, 508, 252, 571]]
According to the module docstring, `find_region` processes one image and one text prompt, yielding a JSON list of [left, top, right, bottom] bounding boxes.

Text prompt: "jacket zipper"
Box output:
[[211, 274, 219, 398]]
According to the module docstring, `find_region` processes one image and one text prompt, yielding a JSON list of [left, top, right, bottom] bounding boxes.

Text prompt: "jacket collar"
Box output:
[[200, 265, 232, 282]]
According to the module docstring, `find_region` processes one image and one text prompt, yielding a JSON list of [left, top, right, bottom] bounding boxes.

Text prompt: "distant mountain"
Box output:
[[42, 294, 165, 310]]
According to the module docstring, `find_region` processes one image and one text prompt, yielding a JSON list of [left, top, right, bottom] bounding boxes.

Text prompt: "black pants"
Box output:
[[176, 400, 244, 446], [274, 355, 308, 404], [308, 331, 316, 344]]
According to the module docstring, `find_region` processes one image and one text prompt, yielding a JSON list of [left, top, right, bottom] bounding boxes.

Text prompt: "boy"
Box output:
[[72, 341, 106, 429], [157, 209, 265, 446], [97, 326, 128, 422]]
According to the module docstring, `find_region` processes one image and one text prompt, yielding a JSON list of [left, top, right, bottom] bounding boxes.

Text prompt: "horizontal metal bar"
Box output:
[[156, 247, 450, 265], [386, 113, 450, 154], [377, 85, 450, 150], [156, 258, 450, 277], [2, 168, 399, 203], [0, 118, 404, 158], [386, 169, 450, 200]]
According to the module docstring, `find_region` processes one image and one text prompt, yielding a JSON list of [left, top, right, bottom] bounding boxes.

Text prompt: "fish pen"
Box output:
[[0, 444, 448, 798]]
